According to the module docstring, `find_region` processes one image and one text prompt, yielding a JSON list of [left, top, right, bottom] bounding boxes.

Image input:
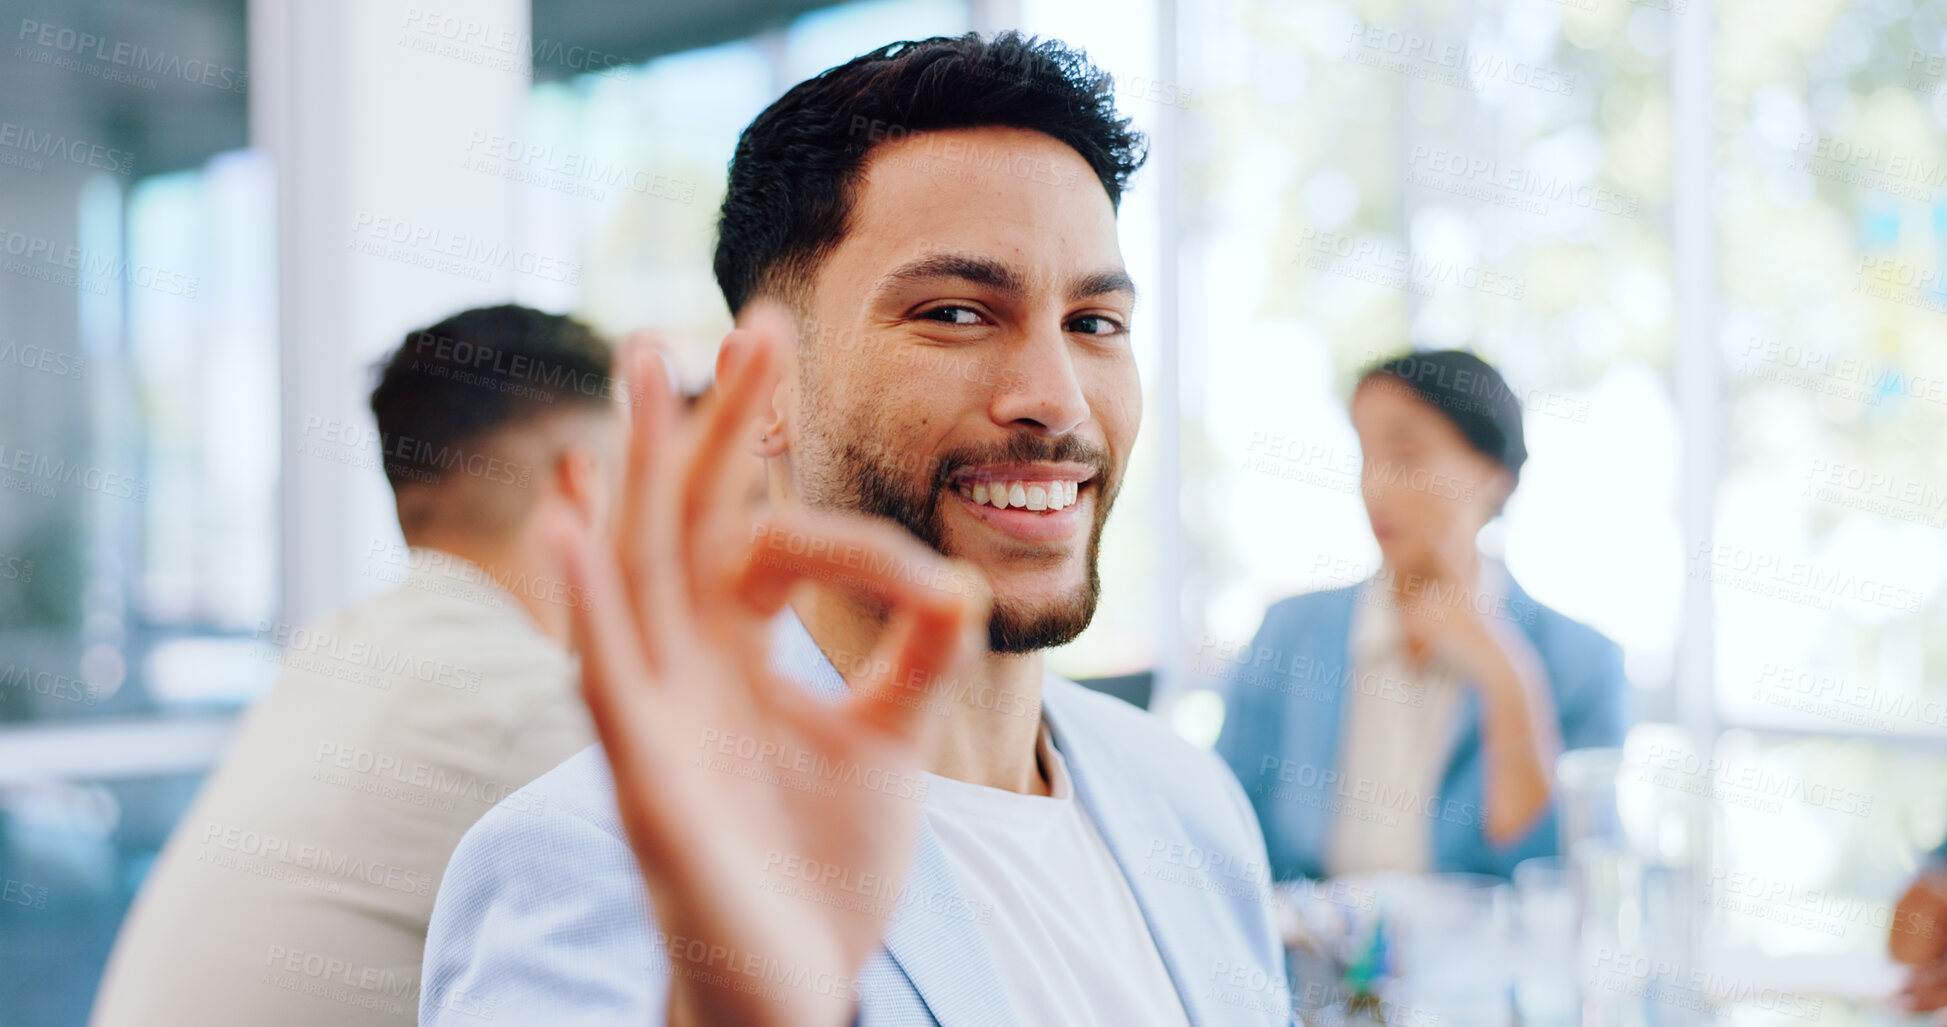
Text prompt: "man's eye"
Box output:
[[919, 306, 983, 326], [1068, 314, 1126, 336]]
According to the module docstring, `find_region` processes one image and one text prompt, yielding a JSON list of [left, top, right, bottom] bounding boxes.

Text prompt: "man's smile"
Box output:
[[944, 462, 1096, 541]]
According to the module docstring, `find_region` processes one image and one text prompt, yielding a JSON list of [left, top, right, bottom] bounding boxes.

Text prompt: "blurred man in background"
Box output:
[[90, 305, 625, 1026], [1216, 350, 1629, 881]]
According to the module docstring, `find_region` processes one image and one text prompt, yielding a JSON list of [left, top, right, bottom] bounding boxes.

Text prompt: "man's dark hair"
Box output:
[[368, 304, 614, 492], [713, 31, 1148, 314]]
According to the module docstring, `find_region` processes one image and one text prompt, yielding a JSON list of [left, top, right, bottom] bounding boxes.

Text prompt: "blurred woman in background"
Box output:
[[1216, 349, 1629, 880]]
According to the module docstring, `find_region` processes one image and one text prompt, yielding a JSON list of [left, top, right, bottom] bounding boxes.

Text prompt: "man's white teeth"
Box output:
[[960, 479, 1080, 511]]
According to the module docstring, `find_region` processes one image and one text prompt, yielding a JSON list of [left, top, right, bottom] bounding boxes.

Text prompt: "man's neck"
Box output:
[[403, 530, 569, 647], [792, 591, 1050, 796]]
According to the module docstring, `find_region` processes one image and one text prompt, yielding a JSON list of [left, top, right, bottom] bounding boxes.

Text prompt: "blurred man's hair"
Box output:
[[713, 31, 1148, 315], [368, 304, 616, 535]]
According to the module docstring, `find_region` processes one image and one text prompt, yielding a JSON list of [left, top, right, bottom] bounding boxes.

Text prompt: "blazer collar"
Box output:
[[770, 610, 1019, 1027], [771, 611, 1227, 1026], [1043, 679, 1227, 1027]]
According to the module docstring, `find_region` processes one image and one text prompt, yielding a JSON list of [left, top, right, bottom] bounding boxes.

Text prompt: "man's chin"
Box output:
[[984, 589, 1098, 654]]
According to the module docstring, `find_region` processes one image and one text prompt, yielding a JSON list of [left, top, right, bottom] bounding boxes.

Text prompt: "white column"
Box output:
[[250, 0, 533, 628], [1670, 0, 1719, 745]]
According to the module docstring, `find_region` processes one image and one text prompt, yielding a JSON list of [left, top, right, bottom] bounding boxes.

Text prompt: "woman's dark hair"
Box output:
[[713, 31, 1148, 314], [1358, 349, 1529, 481]]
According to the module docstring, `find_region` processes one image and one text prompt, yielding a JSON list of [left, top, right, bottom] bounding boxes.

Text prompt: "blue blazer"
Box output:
[[422, 611, 1293, 1026], [1213, 578, 1628, 881]]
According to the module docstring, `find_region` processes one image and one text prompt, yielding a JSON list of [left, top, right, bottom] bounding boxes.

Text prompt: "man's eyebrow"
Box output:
[[873, 254, 1139, 310], [1072, 268, 1137, 304], [874, 254, 1026, 302]]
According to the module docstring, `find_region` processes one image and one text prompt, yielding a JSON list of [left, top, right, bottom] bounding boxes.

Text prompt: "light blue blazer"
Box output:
[[1213, 577, 1629, 882], [422, 611, 1293, 1026]]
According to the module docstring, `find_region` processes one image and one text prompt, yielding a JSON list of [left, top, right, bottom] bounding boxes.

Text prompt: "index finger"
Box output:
[[734, 510, 990, 741]]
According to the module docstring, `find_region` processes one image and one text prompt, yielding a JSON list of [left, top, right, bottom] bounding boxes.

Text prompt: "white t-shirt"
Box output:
[[920, 721, 1193, 1027]]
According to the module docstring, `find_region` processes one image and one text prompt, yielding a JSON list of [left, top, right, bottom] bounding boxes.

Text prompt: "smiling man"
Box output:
[[421, 33, 1289, 1027]]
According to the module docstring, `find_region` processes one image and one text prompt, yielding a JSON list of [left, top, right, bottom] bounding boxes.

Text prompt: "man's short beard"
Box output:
[[801, 426, 1114, 655]]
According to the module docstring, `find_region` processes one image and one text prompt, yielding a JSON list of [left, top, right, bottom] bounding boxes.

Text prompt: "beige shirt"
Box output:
[[1322, 561, 1505, 877], [91, 550, 593, 1027]]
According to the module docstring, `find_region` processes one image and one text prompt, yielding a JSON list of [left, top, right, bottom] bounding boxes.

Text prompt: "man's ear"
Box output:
[[1485, 466, 1517, 519], [553, 442, 604, 528], [718, 325, 790, 457]]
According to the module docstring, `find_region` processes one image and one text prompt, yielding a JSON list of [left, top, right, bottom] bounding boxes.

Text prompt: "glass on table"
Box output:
[[1390, 872, 1515, 1024]]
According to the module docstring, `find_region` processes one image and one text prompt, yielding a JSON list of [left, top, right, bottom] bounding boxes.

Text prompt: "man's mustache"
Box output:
[[923, 433, 1114, 491]]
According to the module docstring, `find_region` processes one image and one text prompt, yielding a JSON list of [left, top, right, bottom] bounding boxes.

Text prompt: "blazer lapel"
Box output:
[[876, 824, 1019, 1027], [770, 610, 1017, 1027], [1043, 681, 1225, 1027]]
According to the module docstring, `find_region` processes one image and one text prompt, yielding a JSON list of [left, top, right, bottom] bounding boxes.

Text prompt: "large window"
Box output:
[[1177, 0, 1947, 982]]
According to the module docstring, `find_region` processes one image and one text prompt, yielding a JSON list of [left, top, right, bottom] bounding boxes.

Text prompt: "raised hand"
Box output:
[[558, 306, 990, 1027]]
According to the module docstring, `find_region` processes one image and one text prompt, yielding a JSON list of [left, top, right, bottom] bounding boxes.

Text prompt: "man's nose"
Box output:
[[987, 329, 1089, 435]]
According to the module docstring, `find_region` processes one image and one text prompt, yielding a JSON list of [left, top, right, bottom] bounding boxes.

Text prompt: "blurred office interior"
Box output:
[[1, 0, 1945, 1022]]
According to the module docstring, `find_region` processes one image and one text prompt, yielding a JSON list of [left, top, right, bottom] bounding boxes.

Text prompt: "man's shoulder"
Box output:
[[1043, 678, 1249, 810], [464, 742, 623, 843]]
